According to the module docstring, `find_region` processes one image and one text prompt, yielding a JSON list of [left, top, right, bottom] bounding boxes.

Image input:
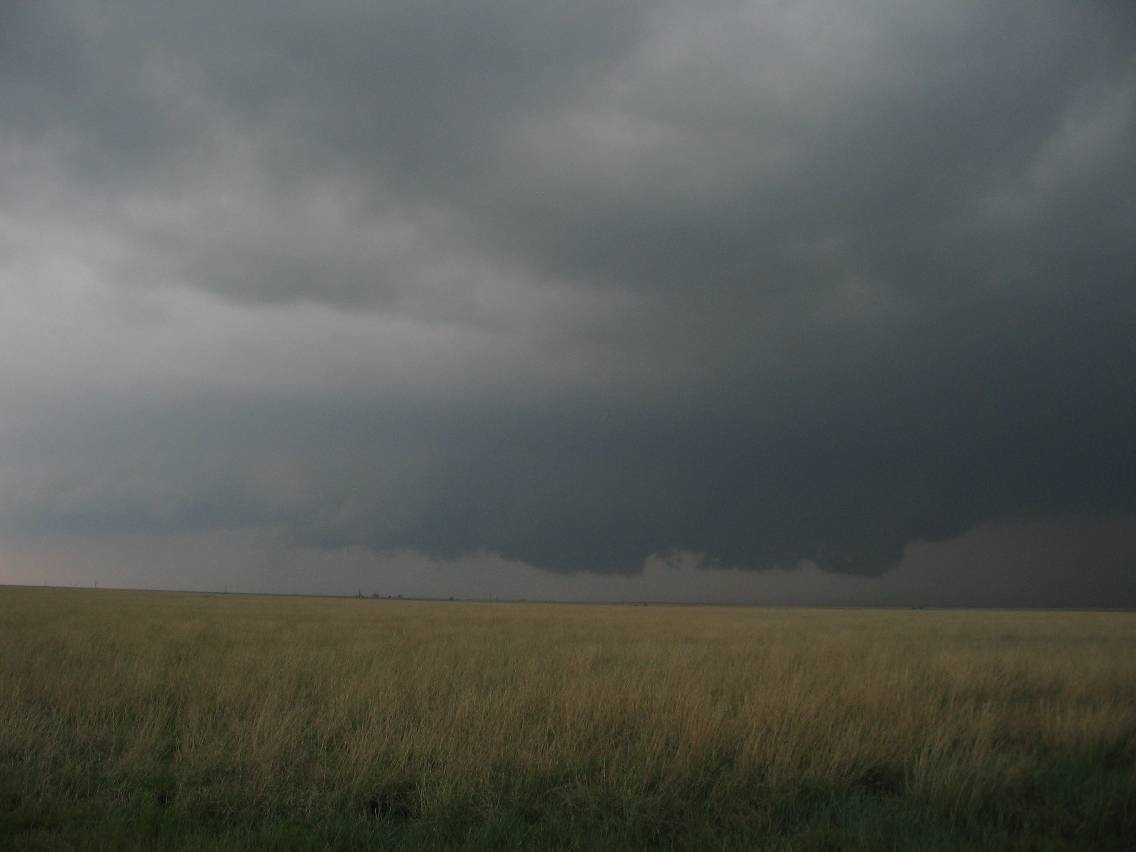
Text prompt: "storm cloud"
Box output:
[[2, 1, 1134, 596]]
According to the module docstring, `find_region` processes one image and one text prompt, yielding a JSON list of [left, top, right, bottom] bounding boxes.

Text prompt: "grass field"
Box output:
[[1, 587, 1134, 850]]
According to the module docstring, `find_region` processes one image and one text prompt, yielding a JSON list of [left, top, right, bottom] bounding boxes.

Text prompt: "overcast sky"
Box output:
[[2, 1, 1134, 605]]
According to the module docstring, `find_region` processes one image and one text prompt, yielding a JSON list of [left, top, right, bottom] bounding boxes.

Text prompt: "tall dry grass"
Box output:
[[1, 587, 1134, 849]]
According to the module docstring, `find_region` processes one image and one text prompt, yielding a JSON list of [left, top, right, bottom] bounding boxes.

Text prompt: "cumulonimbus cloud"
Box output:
[[1, 0, 1134, 580]]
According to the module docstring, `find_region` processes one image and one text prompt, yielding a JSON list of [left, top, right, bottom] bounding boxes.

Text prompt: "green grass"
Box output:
[[1, 586, 1134, 849]]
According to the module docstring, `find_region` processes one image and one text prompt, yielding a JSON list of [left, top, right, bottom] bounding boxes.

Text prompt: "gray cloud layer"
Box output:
[[2, 1, 1135, 590]]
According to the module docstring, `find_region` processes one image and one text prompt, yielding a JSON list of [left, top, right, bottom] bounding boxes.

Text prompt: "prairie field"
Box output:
[[1, 587, 1134, 850]]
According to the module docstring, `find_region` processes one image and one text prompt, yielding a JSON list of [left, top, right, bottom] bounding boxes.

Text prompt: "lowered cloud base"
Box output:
[[4, 512, 1134, 608], [2, 1, 1134, 601]]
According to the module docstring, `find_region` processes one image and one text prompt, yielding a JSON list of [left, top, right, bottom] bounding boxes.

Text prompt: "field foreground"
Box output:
[[1, 587, 1134, 849]]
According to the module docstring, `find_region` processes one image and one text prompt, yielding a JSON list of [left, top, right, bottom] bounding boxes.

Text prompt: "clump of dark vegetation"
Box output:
[[367, 784, 416, 822]]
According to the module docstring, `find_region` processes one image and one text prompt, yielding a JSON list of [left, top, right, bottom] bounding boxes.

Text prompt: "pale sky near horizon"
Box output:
[[2, 1, 1134, 605]]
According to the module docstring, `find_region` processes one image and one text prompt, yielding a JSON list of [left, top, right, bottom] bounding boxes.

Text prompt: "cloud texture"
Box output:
[[2, 1, 1134, 593]]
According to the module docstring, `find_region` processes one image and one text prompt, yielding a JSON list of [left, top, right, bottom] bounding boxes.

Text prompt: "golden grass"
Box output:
[[2, 586, 1134, 849]]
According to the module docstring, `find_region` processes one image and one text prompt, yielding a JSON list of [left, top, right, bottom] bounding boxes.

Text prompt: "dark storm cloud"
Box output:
[[2, 0, 1134, 584]]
